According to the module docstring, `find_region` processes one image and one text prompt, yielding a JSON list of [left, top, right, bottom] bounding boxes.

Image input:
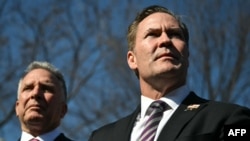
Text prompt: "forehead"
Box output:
[[138, 12, 180, 31], [22, 68, 58, 84]]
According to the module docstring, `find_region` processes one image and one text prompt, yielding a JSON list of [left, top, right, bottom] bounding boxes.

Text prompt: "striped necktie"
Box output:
[[140, 100, 169, 141], [29, 139, 40, 141]]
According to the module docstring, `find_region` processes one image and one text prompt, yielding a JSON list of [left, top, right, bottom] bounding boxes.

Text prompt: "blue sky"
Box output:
[[0, 0, 249, 140]]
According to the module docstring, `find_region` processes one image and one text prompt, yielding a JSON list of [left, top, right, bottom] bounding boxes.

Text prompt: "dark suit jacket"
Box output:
[[89, 92, 250, 141], [18, 133, 72, 141], [55, 133, 72, 141]]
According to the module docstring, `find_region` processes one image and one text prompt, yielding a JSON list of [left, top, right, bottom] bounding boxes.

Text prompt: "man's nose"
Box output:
[[30, 86, 42, 99], [159, 32, 171, 46]]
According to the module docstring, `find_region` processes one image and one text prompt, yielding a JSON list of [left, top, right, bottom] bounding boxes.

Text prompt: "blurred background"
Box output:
[[0, 0, 249, 140]]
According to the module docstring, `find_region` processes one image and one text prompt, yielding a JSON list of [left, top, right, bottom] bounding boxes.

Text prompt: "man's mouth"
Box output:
[[156, 52, 178, 61], [27, 104, 44, 111]]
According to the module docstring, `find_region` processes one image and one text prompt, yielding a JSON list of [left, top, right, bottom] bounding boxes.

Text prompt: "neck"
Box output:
[[139, 76, 185, 100]]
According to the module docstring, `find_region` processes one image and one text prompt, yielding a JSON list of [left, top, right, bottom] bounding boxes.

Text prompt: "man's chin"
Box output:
[[25, 114, 44, 125]]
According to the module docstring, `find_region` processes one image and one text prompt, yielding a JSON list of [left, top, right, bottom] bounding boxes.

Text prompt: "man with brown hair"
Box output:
[[89, 5, 250, 141]]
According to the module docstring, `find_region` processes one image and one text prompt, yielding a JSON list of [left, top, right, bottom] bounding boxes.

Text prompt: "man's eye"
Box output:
[[24, 86, 31, 90], [169, 32, 183, 39], [23, 86, 33, 91], [42, 86, 55, 93], [147, 32, 159, 37]]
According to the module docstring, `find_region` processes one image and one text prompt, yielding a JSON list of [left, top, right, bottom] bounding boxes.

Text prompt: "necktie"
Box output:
[[140, 100, 169, 141], [29, 139, 40, 141]]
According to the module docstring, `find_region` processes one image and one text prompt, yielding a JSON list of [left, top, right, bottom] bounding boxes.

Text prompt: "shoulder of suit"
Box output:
[[206, 100, 250, 113]]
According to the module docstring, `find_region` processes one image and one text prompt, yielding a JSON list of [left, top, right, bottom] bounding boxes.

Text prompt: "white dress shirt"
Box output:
[[20, 127, 61, 141], [130, 85, 190, 141]]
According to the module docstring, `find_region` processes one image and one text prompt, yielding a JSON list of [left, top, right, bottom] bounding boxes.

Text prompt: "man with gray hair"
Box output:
[[16, 61, 72, 141]]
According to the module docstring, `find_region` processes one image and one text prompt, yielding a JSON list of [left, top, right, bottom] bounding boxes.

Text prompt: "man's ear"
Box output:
[[127, 51, 137, 70], [60, 103, 68, 118], [15, 100, 19, 116]]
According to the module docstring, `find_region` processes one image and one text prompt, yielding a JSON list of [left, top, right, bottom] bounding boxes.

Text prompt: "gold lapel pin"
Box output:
[[184, 104, 200, 111]]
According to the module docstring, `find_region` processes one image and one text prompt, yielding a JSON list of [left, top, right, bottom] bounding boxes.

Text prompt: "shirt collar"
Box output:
[[140, 85, 190, 118], [20, 127, 61, 141]]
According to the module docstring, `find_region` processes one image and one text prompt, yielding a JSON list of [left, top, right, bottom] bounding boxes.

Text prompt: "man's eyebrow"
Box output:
[[146, 27, 182, 32], [40, 80, 56, 86], [22, 84, 32, 89], [22, 81, 34, 86], [166, 27, 182, 31], [146, 27, 160, 32], [143, 28, 161, 35]]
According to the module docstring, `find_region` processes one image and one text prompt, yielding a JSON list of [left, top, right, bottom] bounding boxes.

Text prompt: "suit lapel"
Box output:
[[54, 133, 71, 141], [158, 92, 208, 141], [112, 105, 140, 141]]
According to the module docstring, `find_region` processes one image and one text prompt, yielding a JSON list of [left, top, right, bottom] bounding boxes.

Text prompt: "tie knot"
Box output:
[[29, 139, 40, 141], [146, 100, 169, 115]]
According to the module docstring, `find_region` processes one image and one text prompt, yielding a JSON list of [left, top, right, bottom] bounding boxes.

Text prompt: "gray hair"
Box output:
[[17, 61, 67, 101]]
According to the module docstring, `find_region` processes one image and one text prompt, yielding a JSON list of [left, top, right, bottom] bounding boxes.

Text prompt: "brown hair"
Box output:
[[127, 5, 189, 51]]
